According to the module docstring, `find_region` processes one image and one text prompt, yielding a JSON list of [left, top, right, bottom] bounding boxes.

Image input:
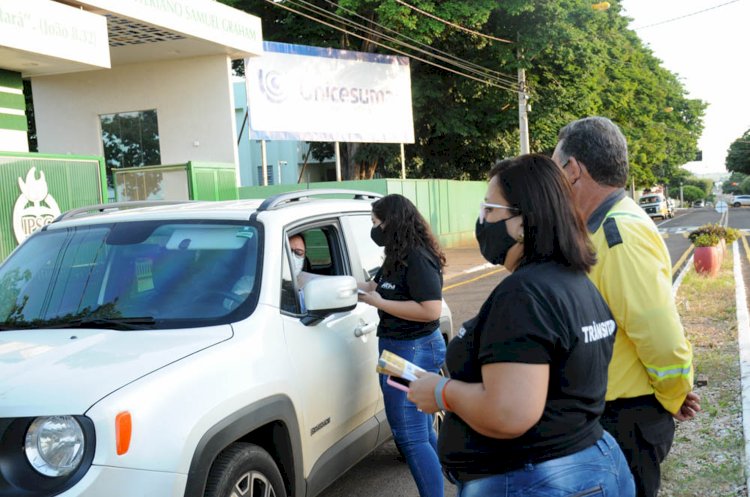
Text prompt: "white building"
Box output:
[[0, 0, 263, 187]]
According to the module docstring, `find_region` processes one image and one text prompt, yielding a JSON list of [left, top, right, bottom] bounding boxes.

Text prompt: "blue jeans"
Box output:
[[453, 431, 635, 497], [379, 329, 446, 497]]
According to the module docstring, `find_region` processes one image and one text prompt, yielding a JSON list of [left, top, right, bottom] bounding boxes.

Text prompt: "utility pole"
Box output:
[[517, 56, 530, 155]]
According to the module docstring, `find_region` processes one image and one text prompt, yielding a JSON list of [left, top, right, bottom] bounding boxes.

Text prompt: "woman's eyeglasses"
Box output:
[[479, 202, 520, 223]]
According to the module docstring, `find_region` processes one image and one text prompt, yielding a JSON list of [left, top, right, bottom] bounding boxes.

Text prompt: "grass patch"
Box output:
[[660, 248, 746, 497]]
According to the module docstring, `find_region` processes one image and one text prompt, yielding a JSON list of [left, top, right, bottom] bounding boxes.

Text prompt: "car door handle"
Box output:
[[354, 322, 377, 337]]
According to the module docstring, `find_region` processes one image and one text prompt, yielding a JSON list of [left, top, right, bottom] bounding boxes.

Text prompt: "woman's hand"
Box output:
[[406, 371, 443, 414], [358, 290, 383, 308]]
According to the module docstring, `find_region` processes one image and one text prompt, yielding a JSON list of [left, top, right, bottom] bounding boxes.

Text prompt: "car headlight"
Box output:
[[24, 416, 85, 477]]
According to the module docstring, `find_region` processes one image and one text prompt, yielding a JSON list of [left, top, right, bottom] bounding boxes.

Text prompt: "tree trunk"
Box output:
[[342, 142, 360, 180]]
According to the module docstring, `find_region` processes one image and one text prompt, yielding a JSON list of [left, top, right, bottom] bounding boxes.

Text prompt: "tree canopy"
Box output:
[[726, 129, 750, 175], [680, 185, 704, 204], [224, 0, 705, 184]]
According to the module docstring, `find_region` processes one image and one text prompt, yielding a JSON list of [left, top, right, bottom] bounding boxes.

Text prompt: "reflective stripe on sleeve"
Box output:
[[644, 362, 692, 381]]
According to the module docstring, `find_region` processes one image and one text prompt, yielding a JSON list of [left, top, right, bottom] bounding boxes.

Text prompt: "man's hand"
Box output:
[[673, 391, 701, 421]]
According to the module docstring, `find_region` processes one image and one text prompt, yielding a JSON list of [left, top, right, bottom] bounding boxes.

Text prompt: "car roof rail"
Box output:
[[257, 189, 383, 212], [54, 200, 195, 223]]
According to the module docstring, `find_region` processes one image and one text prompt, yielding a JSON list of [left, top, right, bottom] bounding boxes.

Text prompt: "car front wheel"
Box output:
[[735, 202, 742, 208], [204, 443, 286, 497]]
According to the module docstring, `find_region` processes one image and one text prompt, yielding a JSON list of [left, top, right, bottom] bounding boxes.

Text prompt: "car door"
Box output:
[[280, 219, 380, 470], [340, 214, 386, 413]]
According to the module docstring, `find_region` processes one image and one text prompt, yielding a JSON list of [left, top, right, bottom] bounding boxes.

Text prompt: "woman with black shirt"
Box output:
[[358, 194, 446, 497], [408, 155, 635, 497]]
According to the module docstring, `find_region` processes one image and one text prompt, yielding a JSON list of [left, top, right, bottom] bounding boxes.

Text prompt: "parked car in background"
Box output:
[[693, 199, 704, 208], [639, 193, 672, 219], [0, 190, 454, 497], [732, 195, 750, 207]]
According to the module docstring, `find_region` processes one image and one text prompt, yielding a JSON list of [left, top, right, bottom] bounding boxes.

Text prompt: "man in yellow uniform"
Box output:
[[552, 116, 701, 497]]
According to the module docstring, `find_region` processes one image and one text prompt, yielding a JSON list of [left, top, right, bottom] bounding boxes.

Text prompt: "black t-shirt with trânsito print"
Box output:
[[374, 248, 443, 340], [438, 260, 616, 480]]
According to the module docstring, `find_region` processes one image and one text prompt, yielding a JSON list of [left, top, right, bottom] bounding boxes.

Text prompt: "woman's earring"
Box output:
[[516, 233, 524, 243]]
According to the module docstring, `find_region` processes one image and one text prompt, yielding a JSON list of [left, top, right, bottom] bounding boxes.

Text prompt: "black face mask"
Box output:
[[370, 224, 386, 247], [475, 216, 520, 266]]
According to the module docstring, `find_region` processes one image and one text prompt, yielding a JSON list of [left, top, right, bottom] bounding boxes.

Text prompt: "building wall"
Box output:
[[31, 55, 239, 168], [0, 70, 28, 153]]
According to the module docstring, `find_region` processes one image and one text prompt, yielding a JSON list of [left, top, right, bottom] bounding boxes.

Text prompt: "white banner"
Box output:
[[245, 42, 414, 143]]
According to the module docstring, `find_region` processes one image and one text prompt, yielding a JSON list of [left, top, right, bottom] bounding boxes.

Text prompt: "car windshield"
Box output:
[[639, 196, 661, 205], [0, 221, 261, 330]]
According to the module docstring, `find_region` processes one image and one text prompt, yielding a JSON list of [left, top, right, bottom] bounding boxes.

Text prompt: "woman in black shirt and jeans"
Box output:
[[358, 194, 446, 497], [408, 155, 634, 497]]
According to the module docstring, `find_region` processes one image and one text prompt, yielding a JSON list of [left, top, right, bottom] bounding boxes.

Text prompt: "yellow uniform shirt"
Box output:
[[587, 191, 693, 414]]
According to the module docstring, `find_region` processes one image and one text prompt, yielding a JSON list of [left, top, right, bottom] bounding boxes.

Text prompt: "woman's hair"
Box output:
[[371, 194, 446, 274], [489, 154, 596, 272]]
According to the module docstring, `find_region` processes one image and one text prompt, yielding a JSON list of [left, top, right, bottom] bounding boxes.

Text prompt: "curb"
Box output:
[[732, 241, 750, 492]]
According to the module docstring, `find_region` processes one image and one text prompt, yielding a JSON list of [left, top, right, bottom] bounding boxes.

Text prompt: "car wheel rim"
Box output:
[[231, 470, 276, 497]]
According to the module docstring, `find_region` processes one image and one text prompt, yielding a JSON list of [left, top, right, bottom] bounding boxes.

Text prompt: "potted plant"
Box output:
[[691, 233, 721, 277], [689, 224, 732, 263]]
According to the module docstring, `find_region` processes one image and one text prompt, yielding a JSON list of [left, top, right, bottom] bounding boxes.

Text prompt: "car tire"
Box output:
[[735, 203, 742, 208], [204, 443, 285, 497]]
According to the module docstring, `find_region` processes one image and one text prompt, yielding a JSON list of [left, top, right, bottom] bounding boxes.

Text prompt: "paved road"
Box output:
[[319, 205, 750, 497]]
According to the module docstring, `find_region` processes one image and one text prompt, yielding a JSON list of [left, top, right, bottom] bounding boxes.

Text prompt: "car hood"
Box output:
[[0, 326, 232, 417]]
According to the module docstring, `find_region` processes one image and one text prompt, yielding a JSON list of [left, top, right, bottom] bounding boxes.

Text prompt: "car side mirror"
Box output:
[[300, 276, 358, 326]]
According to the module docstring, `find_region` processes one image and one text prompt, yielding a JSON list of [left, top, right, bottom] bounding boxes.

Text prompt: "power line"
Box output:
[[392, 0, 513, 43], [316, 0, 518, 84], [288, 0, 517, 87], [632, 0, 741, 30], [288, 0, 516, 86], [263, 0, 518, 93], [285, 0, 517, 87]]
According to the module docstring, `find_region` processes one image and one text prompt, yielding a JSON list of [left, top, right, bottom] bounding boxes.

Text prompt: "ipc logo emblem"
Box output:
[[13, 167, 61, 243]]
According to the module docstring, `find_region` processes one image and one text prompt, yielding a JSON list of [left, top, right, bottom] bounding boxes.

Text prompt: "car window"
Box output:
[[0, 221, 260, 329], [280, 240, 300, 314], [281, 222, 349, 315], [343, 214, 385, 281], [303, 228, 333, 272], [639, 196, 661, 204]]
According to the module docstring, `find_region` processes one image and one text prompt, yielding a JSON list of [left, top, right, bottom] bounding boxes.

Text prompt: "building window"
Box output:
[[256, 165, 274, 185], [100, 110, 161, 186]]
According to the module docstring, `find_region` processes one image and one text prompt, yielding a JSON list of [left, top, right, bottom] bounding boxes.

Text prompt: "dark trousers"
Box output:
[[600, 395, 675, 497]]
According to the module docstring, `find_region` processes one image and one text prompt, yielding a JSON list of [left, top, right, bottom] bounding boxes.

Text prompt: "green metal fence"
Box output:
[[0, 152, 106, 260], [114, 161, 238, 202], [239, 178, 486, 248]]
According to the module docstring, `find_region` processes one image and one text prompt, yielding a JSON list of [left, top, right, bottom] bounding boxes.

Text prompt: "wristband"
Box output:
[[434, 377, 452, 411], [442, 379, 453, 411]]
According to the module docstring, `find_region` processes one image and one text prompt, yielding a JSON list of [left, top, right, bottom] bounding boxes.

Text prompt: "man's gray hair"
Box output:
[[557, 116, 629, 187]]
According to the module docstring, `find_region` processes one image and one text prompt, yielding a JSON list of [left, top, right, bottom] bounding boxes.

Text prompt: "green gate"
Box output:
[[0, 152, 106, 260]]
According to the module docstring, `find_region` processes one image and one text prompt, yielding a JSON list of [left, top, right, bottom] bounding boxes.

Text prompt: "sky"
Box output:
[[619, 0, 750, 175]]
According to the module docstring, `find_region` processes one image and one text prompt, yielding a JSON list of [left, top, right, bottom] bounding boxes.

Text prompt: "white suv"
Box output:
[[732, 195, 750, 207], [0, 190, 453, 497]]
